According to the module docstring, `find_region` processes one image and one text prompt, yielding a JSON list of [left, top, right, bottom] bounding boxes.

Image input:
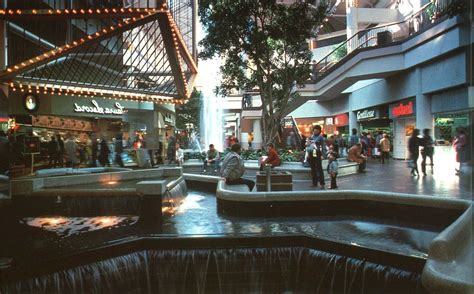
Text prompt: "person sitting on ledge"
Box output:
[[347, 142, 367, 173], [259, 143, 281, 171], [175, 143, 184, 166], [202, 144, 220, 174], [220, 143, 255, 191]]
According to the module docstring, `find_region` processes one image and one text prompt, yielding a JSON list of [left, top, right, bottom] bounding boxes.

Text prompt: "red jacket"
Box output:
[[265, 147, 281, 167]]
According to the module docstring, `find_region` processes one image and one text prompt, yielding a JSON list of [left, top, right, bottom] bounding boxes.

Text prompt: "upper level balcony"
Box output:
[[290, 1, 470, 113]]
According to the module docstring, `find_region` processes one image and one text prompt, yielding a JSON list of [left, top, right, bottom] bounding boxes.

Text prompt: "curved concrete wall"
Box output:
[[216, 180, 473, 294]]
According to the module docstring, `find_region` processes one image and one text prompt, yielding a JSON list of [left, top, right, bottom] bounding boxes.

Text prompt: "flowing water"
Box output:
[[1, 185, 440, 293], [1, 247, 425, 293], [198, 57, 224, 151], [162, 179, 188, 215]]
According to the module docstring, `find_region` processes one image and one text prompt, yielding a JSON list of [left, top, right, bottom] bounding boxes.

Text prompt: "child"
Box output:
[[175, 143, 184, 166], [327, 151, 338, 189], [325, 144, 338, 159]]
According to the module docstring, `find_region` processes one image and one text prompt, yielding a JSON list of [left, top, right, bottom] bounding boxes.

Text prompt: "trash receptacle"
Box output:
[[377, 31, 393, 45]]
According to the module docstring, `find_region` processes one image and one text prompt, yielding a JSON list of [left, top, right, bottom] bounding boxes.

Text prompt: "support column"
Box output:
[[349, 111, 358, 133], [415, 67, 432, 131], [416, 93, 432, 131], [252, 119, 263, 150], [468, 86, 474, 109], [346, 7, 359, 52]]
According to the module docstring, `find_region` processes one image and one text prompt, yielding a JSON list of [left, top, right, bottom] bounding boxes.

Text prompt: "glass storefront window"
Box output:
[[434, 113, 470, 143]]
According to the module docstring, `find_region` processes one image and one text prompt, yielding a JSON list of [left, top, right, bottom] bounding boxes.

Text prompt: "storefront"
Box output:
[[8, 92, 169, 168], [434, 112, 470, 144], [295, 117, 328, 137], [334, 113, 349, 136], [356, 106, 391, 135], [389, 99, 416, 159]]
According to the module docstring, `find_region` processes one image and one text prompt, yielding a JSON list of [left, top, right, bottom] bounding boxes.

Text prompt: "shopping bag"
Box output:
[[406, 160, 415, 168], [373, 147, 380, 156]]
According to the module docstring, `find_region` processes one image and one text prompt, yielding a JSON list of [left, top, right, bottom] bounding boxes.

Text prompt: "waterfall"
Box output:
[[199, 77, 224, 152], [162, 179, 188, 215], [197, 20, 224, 152], [1, 247, 425, 293]]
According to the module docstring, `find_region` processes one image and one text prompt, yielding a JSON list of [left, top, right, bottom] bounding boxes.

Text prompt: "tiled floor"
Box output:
[[238, 158, 472, 201], [290, 159, 472, 201]]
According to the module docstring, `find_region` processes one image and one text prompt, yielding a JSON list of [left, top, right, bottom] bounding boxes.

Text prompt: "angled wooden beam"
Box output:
[[0, 7, 160, 20], [157, 12, 187, 99], [0, 10, 166, 81], [174, 22, 198, 75]]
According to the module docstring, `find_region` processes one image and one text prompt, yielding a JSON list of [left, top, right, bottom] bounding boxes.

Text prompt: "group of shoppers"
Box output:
[[47, 134, 83, 168], [408, 127, 467, 176], [408, 129, 435, 176]]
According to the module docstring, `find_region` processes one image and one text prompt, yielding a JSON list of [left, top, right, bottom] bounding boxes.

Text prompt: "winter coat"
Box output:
[[380, 138, 391, 152], [347, 145, 366, 164], [220, 151, 245, 180], [263, 147, 280, 167]]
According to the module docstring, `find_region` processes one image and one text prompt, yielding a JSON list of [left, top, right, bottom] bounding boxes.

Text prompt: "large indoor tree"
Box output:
[[175, 88, 202, 132], [199, 0, 329, 144]]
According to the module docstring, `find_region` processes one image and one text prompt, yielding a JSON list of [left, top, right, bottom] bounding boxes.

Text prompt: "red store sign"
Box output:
[[392, 101, 414, 117], [334, 113, 349, 126]]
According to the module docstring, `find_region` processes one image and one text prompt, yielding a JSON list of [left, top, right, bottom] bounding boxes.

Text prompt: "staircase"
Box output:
[[309, 1, 447, 83]]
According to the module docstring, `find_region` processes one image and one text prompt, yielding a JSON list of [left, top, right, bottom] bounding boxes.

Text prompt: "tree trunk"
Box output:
[[259, 83, 281, 147], [261, 105, 281, 147]]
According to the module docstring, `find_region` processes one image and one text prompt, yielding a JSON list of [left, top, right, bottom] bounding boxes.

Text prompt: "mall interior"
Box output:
[[0, 0, 472, 293]]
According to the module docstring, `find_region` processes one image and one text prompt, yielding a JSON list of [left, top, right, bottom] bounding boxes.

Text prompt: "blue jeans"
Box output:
[[203, 159, 219, 171]]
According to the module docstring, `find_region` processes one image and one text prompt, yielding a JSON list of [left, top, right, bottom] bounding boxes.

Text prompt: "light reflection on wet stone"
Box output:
[[22, 216, 139, 238], [163, 191, 439, 258]]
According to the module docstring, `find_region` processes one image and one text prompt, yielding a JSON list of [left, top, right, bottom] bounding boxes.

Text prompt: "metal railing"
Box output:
[[310, 2, 445, 82], [6, 0, 159, 10]]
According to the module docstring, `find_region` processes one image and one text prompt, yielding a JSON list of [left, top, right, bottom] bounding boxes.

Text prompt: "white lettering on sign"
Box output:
[[73, 100, 125, 115], [164, 114, 173, 123], [356, 109, 376, 120]]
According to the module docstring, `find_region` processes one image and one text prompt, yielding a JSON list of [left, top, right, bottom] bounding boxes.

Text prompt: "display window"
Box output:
[[434, 113, 470, 143]]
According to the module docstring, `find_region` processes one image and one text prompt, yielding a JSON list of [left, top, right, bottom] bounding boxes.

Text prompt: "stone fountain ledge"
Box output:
[[216, 180, 473, 294], [182, 159, 358, 180], [10, 167, 183, 197]]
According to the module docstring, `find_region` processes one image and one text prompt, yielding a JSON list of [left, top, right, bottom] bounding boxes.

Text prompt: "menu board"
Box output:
[[32, 115, 93, 131]]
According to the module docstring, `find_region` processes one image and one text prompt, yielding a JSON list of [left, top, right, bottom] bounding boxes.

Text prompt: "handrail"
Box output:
[[310, 1, 442, 82], [352, 35, 378, 51]]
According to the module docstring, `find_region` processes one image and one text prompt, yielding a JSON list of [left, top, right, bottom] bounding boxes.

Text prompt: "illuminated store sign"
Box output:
[[356, 109, 376, 121], [73, 100, 125, 115], [334, 114, 349, 126], [392, 101, 413, 117]]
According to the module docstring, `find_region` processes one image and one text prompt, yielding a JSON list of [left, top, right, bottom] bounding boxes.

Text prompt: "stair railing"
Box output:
[[310, 1, 443, 82]]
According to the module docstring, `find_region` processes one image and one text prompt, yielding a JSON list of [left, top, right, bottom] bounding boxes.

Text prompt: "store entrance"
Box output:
[[393, 118, 415, 159]]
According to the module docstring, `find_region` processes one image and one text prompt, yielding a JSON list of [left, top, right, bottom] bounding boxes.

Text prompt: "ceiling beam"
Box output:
[[0, 8, 159, 20], [0, 10, 165, 81], [157, 13, 187, 98]]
